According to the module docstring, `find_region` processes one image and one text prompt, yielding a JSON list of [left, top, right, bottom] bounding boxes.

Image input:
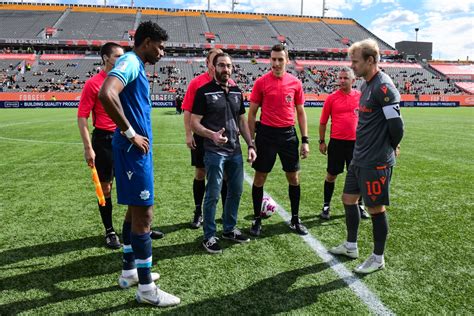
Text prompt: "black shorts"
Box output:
[[92, 128, 114, 182], [343, 164, 392, 207], [327, 138, 355, 176], [252, 123, 299, 173], [191, 134, 205, 169]]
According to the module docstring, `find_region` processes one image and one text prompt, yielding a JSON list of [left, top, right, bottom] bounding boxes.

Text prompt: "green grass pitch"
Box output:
[[0, 107, 472, 314]]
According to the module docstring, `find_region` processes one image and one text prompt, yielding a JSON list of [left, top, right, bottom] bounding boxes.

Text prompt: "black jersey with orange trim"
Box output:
[[352, 71, 401, 168]]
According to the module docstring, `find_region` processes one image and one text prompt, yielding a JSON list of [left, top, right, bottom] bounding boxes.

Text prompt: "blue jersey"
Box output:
[[108, 51, 152, 150]]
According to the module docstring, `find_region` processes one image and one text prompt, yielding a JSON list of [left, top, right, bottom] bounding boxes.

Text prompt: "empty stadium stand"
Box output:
[[0, 9, 62, 38], [0, 3, 471, 100], [0, 3, 396, 52], [455, 82, 474, 94]]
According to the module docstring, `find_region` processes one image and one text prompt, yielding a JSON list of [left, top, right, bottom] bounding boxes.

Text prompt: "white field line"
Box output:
[[243, 172, 394, 316]]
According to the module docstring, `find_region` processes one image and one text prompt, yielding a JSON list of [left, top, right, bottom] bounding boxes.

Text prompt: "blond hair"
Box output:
[[348, 38, 380, 63], [206, 48, 224, 62]]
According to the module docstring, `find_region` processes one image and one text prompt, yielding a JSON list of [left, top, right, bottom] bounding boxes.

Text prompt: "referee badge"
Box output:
[[384, 97, 390, 102], [285, 94, 293, 104]]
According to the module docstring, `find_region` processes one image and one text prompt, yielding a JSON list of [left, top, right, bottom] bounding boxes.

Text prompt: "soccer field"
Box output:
[[0, 107, 472, 314]]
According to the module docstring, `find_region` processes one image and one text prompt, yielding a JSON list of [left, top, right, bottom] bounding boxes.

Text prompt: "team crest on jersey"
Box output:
[[140, 190, 150, 200], [212, 94, 219, 102], [116, 60, 128, 72], [381, 85, 388, 95], [285, 94, 293, 104], [384, 97, 390, 102]]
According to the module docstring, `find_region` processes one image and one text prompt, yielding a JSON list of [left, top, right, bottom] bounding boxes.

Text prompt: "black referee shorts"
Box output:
[[327, 138, 355, 176], [252, 123, 300, 173], [191, 134, 205, 169], [91, 128, 114, 182]]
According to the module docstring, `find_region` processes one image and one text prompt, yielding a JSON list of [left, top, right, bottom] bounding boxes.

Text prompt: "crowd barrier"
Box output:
[[0, 92, 472, 108]]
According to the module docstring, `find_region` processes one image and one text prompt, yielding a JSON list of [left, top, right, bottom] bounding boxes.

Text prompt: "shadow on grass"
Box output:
[[0, 236, 207, 314], [78, 262, 355, 314], [163, 110, 180, 116], [0, 219, 356, 313], [0, 235, 104, 268]]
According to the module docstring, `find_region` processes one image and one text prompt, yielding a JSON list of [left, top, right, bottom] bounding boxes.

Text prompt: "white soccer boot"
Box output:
[[328, 243, 359, 259], [354, 254, 385, 274], [136, 287, 181, 307]]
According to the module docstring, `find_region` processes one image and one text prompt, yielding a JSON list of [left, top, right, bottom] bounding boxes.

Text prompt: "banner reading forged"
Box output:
[[1, 92, 473, 108]]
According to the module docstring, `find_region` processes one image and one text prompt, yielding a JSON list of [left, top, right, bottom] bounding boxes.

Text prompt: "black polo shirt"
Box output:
[[192, 80, 245, 156]]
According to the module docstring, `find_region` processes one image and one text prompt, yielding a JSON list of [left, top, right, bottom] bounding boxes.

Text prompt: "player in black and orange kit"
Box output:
[[329, 39, 404, 274]]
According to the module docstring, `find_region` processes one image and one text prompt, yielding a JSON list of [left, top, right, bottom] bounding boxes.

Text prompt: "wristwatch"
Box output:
[[319, 139, 325, 144]]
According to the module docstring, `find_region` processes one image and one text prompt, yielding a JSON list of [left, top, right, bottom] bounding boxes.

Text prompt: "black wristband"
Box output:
[[302, 136, 309, 144], [248, 145, 255, 150], [319, 139, 325, 144]]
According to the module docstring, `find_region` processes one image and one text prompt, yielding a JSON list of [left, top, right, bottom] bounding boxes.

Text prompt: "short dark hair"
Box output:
[[134, 21, 169, 47], [100, 42, 122, 63], [271, 44, 289, 58], [212, 52, 231, 67]]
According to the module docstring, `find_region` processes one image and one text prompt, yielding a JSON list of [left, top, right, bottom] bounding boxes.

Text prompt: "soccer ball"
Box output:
[[260, 196, 277, 218]]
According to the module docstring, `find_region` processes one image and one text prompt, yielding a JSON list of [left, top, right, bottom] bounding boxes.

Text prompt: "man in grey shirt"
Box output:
[[329, 39, 404, 274]]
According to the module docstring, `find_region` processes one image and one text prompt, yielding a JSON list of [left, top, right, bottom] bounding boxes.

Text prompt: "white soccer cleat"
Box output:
[[136, 287, 181, 307], [118, 272, 160, 289], [328, 243, 359, 259], [354, 254, 385, 274]]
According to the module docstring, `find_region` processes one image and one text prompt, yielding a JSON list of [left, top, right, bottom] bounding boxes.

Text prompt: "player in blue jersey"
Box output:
[[329, 39, 404, 274], [99, 21, 180, 307]]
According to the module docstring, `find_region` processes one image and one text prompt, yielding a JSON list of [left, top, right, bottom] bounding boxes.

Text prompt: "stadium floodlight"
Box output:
[[415, 28, 420, 42], [232, 0, 239, 12], [323, 0, 328, 17]]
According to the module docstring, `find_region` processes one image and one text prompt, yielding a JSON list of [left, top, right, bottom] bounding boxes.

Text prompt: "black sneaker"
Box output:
[[289, 218, 308, 235], [105, 232, 121, 249], [190, 212, 203, 229], [320, 206, 330, 220], [222, 228, 250, 243], [150, 229, 165, 240], [359, 205, 370, 219], [202, 237, 222, 254], [249, 219, 262, 236]]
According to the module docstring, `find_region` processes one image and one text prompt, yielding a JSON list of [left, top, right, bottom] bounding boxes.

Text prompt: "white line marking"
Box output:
[[243, 172, 394, 316]]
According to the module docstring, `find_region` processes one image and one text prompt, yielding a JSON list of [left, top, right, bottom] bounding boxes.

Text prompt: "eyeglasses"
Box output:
[[217, 63, 232, 69]]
